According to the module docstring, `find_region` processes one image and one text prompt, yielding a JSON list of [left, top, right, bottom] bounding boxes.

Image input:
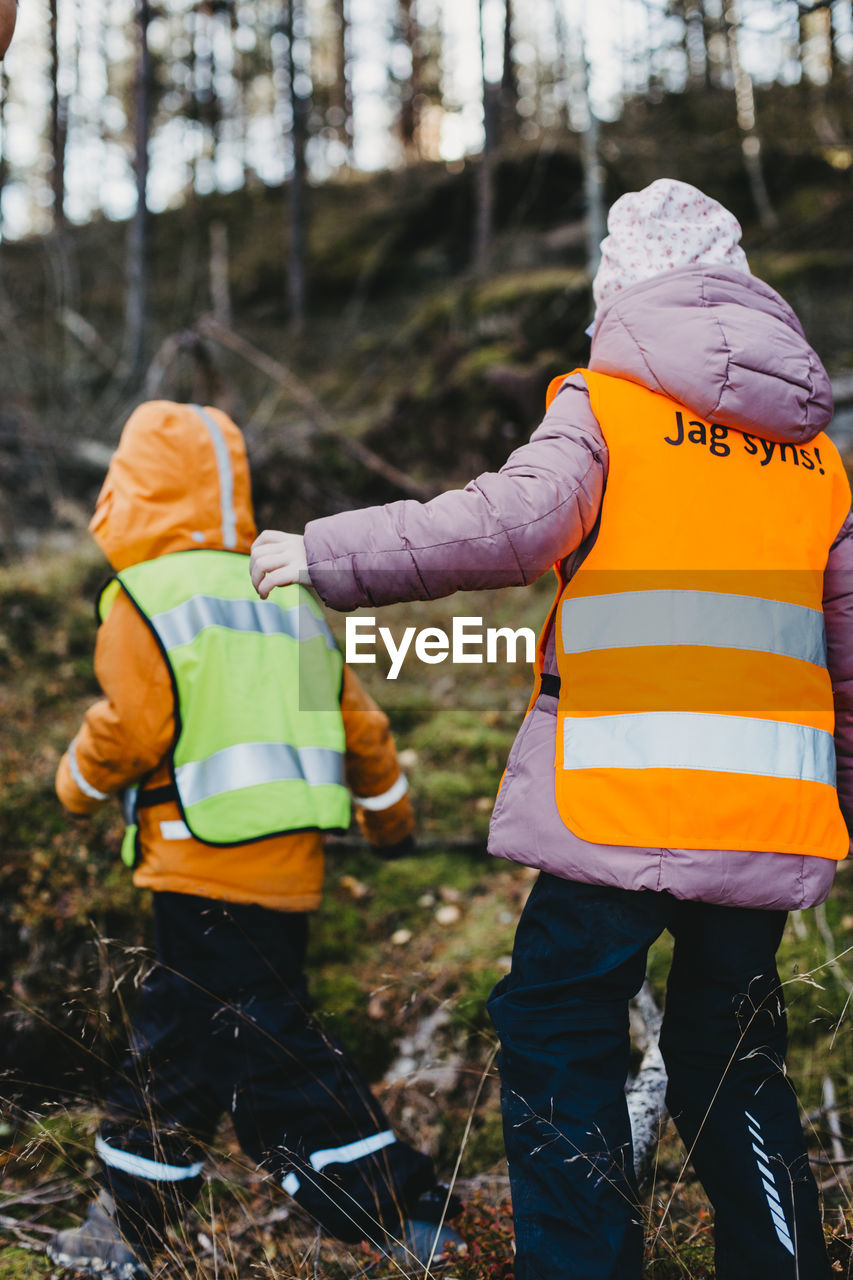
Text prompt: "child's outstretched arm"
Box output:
[[251, 377, 605, 612]]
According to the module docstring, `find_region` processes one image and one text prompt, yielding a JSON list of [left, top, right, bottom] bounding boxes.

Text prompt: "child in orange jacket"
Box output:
[[48, 401, 460, 1279]]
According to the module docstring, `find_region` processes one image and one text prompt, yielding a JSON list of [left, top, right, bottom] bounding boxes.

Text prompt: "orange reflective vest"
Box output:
[[546, 369, 851, 859]]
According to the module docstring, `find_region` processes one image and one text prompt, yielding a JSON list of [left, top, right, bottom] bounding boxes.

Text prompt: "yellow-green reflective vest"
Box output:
[[99, 549, 350, 862]]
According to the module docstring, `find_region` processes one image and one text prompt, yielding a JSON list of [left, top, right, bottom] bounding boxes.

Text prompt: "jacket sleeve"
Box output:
[[341, 664, 414, 848], [55, 591, 174, 814], [824, 508, 853, 835], [304, 375, 606, 611]]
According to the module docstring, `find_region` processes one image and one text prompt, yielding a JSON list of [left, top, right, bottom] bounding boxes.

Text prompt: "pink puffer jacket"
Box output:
[[304, 263, 853, 910]]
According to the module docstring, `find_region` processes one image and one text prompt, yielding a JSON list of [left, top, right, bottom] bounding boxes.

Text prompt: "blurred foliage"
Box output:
[[3, 102, 853, 556]]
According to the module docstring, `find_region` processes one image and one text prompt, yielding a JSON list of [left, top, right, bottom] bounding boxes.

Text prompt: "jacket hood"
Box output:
[[90, 401, 257, 570], [589, 263, 833, 443]]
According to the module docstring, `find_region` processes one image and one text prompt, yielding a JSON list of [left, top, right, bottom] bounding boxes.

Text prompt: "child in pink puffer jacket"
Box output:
[[251, 180, 852, 1280]]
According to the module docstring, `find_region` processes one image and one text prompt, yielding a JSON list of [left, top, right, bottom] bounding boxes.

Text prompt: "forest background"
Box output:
[[3, 1, 853, 1277]]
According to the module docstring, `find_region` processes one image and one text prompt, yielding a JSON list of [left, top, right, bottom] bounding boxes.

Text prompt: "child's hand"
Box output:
[[250, 530, 310, 597]]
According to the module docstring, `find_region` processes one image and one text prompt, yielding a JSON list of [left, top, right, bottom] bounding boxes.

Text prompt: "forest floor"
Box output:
[[4, 550, 853, 1278]]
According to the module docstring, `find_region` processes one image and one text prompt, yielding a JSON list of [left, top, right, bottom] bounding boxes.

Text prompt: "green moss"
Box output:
[[308, 894, 367, 967], [369, 851, 487, 905], [645, 1236, 715, 1277], [646, 934, 674, 1007], [472, 268, 589, 312], [456, 1104, 506, 1176], [0, 1247, 54, 1277], [753, 249, 853, 290], [452, 344, 517, 382], [449, 966, 504, 1036], [311, 970, 396, 1080]]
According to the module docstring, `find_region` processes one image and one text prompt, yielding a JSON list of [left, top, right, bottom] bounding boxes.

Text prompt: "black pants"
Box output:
[[98, 892, 435, 1252], [487, 874, 829, 1280]]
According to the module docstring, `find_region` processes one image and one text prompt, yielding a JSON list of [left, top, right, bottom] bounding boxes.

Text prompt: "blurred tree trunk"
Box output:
[[221, 4, 246, 190], [283, 0, 308, 331], [230, 4, 253, 184], [192, 7, 217, 193], [210, 9, 229, 191], [702, 0, 726, 89], [187, 7, 199, 191], [576, 16, 604, 278], [674, 1, 711, 88], [830, 3, 852, 84], [473, 0, 494, 276], [723, 2, 777, 231], [798, 5, 834, 83], [0, 68, 7, 243], [500, 0, 518, 140], [550, 0, 572, 133], [332, 0, 353, 161], [48, 0, 68, 229], [124, 0, 151, 374], [797, 6, 842, 146], [826, 4, 840, 80], [398, 0, 421, 161]]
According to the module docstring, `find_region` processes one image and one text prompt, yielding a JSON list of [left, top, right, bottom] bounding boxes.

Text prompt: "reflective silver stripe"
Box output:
[[353, 775, 409, 812], [68, 738, 111, 801], [96, 1136, 203, 1183], [762, 1178, 782, 1206], [151, 596, 336, 652], [160, 819, 192, 840], [309, 1129, 396, 1172], [176, 743, 346, 808], [191, 404, 236, 549], [770, 1216, 795, 1255], [280, 1130, 396, 1200], [561, 590, 826, 666], [745, 1112, 795, 1257], [562, 712, 836, 786]]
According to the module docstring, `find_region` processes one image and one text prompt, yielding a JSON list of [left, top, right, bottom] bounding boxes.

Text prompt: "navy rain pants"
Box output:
[[97, 892, 435, 1254], [488, 873, 829, 1280]]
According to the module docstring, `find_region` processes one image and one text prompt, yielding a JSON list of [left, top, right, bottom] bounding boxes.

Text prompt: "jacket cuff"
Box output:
[[354, 791, 415, 847], [305, 517, 364, 610], [56, 750, 107, 815]]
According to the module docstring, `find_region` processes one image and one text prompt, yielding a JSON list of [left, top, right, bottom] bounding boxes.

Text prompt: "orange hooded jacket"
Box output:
[[56, 401, 414, 911]]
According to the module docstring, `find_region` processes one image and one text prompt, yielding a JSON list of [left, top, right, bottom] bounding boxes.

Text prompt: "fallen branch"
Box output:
[[0, 1214, 54, 1236], [627, 981, 668, 1187], [60, 309, 116, 369], [789, 909, 808, 941], [325, 834, 490, 856], [822, 1074, 851, 1189], [143, 328, 233, 414], [197, 316, 435, 501], [814, 902, 846, 978]]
